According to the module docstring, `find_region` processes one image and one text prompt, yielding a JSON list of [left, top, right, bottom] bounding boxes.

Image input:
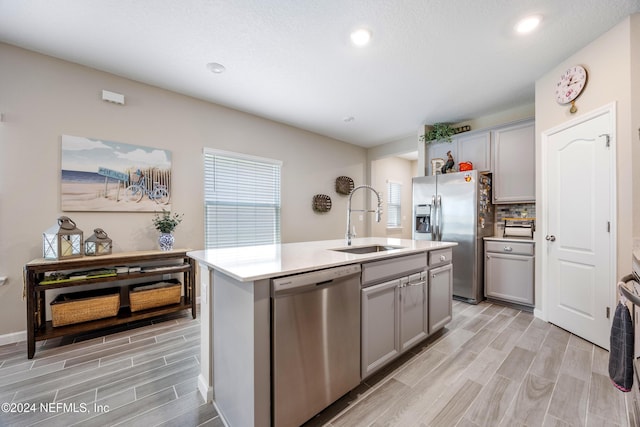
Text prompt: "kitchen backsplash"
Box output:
[[494, 203, 536, 236]]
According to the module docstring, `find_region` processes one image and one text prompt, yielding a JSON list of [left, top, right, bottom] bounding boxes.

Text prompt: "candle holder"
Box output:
[[43, 216, 84, 260], [84, 228, 112, 256]]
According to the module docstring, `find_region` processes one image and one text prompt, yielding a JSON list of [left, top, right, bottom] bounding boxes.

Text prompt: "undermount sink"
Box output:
[[331, 245, 405, 255]]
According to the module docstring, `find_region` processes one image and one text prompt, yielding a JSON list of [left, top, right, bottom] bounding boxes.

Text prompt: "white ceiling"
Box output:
[[1, 0, 639, 148]]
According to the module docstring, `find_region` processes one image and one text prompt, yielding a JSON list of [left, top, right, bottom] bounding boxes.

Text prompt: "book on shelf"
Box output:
[[115, 266, 129, 274], [39, 268, 117, 284], [141, 264, 188, 273], [128, 266, 142, 273]]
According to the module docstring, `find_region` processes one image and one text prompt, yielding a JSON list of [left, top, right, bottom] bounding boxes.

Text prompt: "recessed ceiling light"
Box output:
[[515, 15, 542, 34], [350, 28, 372, 46], [206, 62, 226, 74]]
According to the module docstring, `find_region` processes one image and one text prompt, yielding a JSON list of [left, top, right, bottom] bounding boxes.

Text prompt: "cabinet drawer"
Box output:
[[361, 253, 427, 286], [428, 248, 452, 267], [485, 241, 533, 256]]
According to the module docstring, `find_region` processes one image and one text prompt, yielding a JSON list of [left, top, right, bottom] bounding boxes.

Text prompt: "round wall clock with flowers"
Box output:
[[555, 65, 588, 114]]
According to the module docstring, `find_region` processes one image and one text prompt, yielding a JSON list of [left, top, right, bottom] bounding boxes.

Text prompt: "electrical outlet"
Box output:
[[163, 274, 171, 280]]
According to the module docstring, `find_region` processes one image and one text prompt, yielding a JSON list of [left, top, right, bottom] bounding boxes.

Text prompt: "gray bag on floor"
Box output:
[[609, 302, 634, 392]]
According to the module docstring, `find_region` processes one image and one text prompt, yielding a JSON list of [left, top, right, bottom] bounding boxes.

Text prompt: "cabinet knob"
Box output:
[[440, 255, 446, 261], [503, 246, 513, 252]]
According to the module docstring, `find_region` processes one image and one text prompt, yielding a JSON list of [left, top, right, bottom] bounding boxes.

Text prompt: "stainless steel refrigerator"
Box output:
[[412, 170, 494, 303]]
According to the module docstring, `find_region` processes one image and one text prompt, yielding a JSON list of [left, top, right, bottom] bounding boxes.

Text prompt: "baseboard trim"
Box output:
[[0, 330, 26, 346], [198, 374, 213, 403]]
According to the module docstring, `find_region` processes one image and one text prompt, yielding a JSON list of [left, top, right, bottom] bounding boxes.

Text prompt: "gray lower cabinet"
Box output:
[[484, 240, 534, 306], [361, 251, 454, 379], [361, 272, 431, 379], [428, 264, 453, 334], [399, 273, 428, 352], [361, 279, 401, 378]]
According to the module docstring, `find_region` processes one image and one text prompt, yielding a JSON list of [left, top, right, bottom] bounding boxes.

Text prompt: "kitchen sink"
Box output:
[[331, 245, 405, 254]]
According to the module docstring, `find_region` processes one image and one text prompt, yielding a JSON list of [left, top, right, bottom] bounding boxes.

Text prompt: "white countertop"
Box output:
[[188, 237, 456, 282]]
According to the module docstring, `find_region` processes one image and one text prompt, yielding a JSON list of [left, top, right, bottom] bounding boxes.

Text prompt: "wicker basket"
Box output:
[[129, 279, 182, 312], [51, 287, 120, 327]]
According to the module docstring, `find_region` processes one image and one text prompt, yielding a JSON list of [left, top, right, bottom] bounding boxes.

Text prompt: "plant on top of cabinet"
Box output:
[[420, 123, 456, 143]]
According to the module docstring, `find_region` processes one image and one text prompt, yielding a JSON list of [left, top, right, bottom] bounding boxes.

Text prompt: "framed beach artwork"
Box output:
[[61, 135, 173, 212]]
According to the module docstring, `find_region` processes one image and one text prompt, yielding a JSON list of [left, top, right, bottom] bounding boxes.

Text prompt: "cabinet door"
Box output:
[[492, 120, 535, 203], [361, 279, 400, 378], [485, 252, 534, 305], [427, 141, 456, 176], [399, 275, 428, 351], [457, 132, 491, 172], [428, 264, 452, 334]]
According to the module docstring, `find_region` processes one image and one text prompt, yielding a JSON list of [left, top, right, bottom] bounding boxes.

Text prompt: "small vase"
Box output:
[[158, 233, 175, 251]]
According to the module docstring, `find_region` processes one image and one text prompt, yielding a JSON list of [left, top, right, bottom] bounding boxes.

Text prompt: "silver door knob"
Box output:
[[545, 235, 556, 242]]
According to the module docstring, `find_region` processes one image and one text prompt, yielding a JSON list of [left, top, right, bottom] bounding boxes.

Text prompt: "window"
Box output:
[[204, 149, 282, 248], [386, 181, 402, 228]]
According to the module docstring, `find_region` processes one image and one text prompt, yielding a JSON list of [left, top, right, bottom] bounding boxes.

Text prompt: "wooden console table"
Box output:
[[24, 249, 196, 359]]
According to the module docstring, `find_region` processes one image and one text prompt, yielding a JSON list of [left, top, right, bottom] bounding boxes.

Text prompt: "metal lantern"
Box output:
[[42, 216, 84, 260], [84, 228, 112, 256]]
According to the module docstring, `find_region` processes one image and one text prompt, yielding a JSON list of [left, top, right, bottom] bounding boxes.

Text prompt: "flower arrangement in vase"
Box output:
[[152, 209, 183, 251]]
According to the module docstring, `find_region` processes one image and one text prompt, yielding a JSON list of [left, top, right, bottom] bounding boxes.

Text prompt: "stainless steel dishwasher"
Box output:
[[272, 264, 361, 427]]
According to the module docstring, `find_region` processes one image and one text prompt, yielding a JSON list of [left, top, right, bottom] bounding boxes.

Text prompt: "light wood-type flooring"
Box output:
[[0, 301, 635, 426]]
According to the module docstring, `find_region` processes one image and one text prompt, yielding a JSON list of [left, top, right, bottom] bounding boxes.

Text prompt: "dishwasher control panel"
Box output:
[[272, 264, 362, 294]]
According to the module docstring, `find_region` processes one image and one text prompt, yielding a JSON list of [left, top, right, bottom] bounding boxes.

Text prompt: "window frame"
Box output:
[[203, 148, 282, 249], [386, 180, 402, 229]]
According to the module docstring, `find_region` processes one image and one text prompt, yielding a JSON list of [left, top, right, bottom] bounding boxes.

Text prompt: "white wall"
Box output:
[[0, 43, 367, 336], [534, 15, 640, 311], [632, 14, 640, 245], [454, 103, 535, 133], [371, 156, 414, 239]]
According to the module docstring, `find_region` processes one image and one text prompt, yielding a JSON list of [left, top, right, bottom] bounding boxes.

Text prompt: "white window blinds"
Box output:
[[204, 149, 282, 248], [387, 181, 402, 228]]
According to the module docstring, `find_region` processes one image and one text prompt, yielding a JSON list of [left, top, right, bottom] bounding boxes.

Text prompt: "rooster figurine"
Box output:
[[441, 151, 455, 174]]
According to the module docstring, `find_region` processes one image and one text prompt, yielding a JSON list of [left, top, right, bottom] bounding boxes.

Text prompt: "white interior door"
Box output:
[[545, 108, 614, 350]]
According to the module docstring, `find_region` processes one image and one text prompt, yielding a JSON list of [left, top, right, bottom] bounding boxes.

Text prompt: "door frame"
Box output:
[[538, 102, 617, 324]]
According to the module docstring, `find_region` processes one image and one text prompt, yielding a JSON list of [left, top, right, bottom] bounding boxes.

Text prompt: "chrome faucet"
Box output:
[[346, 185, 383, 246]]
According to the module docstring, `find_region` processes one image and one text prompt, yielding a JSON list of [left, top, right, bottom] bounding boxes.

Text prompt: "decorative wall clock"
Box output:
[[555, 65, 588, 114]]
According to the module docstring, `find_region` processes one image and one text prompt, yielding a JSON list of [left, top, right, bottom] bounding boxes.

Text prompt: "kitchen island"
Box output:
[[188, 237, 456, 427]]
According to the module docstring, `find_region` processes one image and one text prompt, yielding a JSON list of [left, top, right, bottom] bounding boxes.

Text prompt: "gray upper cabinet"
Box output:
[[426, 141, 455, 176], [491, 119, 535, 204], [426, 130, 490, 176], [457, 131, 491, 172]]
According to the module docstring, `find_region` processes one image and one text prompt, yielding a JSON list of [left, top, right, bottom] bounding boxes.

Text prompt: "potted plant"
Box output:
[[420, 123, 456, 143], [152, 209, 183, 251]]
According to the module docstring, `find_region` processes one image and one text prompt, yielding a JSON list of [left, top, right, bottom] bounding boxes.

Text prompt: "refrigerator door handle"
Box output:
[[430, 195, 436, 240], [436, 195, 442, 241]]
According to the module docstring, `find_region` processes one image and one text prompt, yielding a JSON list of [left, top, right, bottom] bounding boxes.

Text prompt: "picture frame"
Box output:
[[431, 158, 444, 175], [61, 135, 173, 212]]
